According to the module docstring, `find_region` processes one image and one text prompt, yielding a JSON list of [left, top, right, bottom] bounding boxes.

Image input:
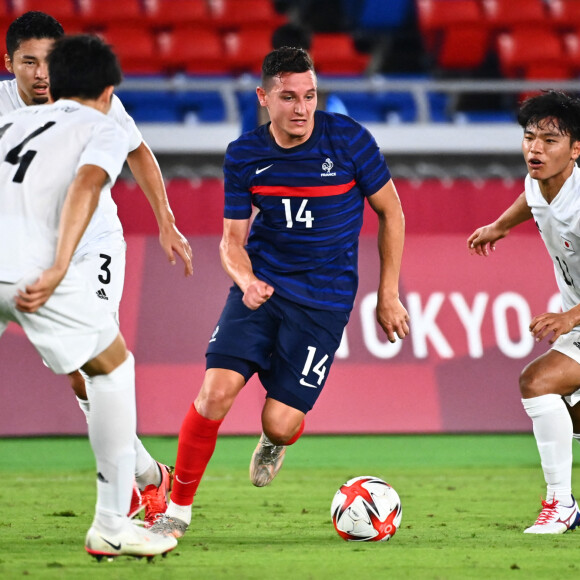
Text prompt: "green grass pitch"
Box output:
[[1, 434, 580, 579]]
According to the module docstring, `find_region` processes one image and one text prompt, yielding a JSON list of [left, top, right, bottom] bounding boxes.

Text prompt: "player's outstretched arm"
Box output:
[[467, 192, 532, 256], [126, 141, 193, 277], [530, 305, 580, 344], [219, 218, 274, 310], [367, 179, 410, 343], [16, 165, 108, 313]]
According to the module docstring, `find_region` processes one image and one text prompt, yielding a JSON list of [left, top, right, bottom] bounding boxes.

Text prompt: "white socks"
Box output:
[[86, 353, 137, 532], [522, 394, 573, 504], [135, 445, 161, 490], [78, 371, 159, 491], [166, 501, 192, 526]]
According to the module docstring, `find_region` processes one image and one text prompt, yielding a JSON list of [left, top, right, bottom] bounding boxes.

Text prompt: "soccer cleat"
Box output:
[[85, 518, 177, 560], [142, 463, 174, 527], [249, 433, 286, 487], [149, 513, 189, 539], [524, 496, 580, 534], [128, 481, 142, 518]]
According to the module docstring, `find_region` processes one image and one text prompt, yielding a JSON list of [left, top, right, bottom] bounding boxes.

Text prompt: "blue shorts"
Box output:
[[206, 285, 350, 413]]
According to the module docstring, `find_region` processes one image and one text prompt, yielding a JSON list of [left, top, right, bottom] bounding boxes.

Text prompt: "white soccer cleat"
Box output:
[[524, 496, 580, 534], [249, 433, 286, 487], [85, 518, 177, 560]]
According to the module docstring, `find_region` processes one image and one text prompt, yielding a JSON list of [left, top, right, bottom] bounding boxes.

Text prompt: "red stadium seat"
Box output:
[[563, 30, 580, 74], [159, 26, 229, 74], [497, 28, 567, 78], [224, 27, 272, 75], [11, 0, 82, 32], [417, 0, 483, 52], [416, 0, 489, 70], [547, 0, 580, 30], [98, 25, 163, 75], [145, 0, 211, 29], [437, 25, 490, 70], [209, 0, 285, 30], [482, 0, 547, 30], [78, 0, 144, 28], [310, 33, 370, 75]]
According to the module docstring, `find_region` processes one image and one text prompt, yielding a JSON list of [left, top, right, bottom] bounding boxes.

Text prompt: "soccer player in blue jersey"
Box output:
[[151, 47, 410, 539]]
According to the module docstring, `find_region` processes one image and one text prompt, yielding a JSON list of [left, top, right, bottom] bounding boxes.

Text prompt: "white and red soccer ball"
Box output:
[[331, 476, 402, 542]]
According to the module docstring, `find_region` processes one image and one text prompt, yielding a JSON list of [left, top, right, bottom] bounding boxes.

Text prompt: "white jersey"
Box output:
[[0, 79, 142, 256], [0, 99, 129, 282], [525, 165, 580, 319]]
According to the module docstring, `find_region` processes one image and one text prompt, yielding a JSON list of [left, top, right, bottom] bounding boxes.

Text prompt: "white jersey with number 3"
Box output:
[[525, 165, 580, 317], [0, 99, 129, 282]]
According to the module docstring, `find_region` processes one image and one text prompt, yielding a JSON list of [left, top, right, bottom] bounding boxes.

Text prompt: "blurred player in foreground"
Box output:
[[1, 11, 193, 522], [0, 34, 177, 559], [150, 46, 409, 539], [468, 90, 580, 534]]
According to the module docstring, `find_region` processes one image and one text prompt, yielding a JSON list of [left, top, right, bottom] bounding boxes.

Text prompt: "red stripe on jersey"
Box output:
[[250, 179, 356, 197]]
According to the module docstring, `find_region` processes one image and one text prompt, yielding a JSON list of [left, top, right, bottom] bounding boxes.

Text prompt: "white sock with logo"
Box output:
[[86, 353, 137, 533], [522, 394, 573, 504]]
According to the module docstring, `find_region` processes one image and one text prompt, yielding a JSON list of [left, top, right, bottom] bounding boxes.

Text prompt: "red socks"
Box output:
[[171, 404, 222, 506]]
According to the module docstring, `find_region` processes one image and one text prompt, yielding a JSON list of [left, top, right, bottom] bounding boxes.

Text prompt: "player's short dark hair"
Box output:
[[261, 46, 315, 88], [48, 35, 122, 101], [6, 11, 64, 60], [518, 90, 580, 143]]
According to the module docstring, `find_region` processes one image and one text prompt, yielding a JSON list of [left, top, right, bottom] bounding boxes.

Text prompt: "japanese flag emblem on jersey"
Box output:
[[561, 236, 574, 252]]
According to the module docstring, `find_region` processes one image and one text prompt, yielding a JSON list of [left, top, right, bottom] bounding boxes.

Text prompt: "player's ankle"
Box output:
[[166, 501, 192, 525]]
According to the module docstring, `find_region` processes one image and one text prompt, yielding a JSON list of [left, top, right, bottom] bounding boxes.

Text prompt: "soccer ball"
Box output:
[[330, 476, 402, 542]]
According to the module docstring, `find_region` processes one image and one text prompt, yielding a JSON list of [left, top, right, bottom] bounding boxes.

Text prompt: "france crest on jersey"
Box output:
[[223, 110, 391, 312]]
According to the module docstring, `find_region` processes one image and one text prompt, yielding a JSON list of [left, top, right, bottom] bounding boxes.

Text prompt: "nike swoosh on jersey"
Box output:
[[255, 164, 273, 174], [299, 378, 318, 389]]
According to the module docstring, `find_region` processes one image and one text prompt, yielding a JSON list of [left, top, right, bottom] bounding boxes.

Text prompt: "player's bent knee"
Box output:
[[519, 367, 547, 399], [195, 386, 238, 419], [263, 419, 302, 445]]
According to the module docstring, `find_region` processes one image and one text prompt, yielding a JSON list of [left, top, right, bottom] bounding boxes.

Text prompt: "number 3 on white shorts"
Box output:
[[301, 345, 328, 387]]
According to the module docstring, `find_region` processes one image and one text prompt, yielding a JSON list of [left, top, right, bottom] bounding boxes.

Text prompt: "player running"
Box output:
[[150, 46, 409, 538], [1, 11, 193, 523], [0, 34, 177, 558]]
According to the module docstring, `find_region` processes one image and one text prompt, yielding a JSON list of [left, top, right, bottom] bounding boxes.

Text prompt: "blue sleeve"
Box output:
[[350, 122, 391, 197], [223, 142, 253, 220]]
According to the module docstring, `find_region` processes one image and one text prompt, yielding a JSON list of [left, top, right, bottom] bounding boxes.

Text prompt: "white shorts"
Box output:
[[552, 331, 580, 406], [72, 241, 126, 322], [0, 265, 118, 374]]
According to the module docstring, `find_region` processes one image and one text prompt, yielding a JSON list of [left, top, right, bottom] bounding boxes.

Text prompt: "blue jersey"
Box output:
[[223, 110, 391, 312]]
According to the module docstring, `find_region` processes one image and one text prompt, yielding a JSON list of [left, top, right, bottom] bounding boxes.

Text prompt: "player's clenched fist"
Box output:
[[243, 280, 274, 310]]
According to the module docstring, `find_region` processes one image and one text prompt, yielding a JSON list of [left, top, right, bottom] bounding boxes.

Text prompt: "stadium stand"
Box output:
[[417, 0, 490, 71], [209, 0, 286, 30], [481, 0, 547, 29], [1, 0, 579, 142], [98, 24, 163, 75], [159, 26, 228, 75], [310, 32, 370, 75], [77, 0, 144, 28], [547, 0, 580, 29], [144, 0, 212, 28]]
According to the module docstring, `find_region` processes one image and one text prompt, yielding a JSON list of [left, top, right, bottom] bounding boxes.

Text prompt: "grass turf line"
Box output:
[[1, 434, 579, 579]]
